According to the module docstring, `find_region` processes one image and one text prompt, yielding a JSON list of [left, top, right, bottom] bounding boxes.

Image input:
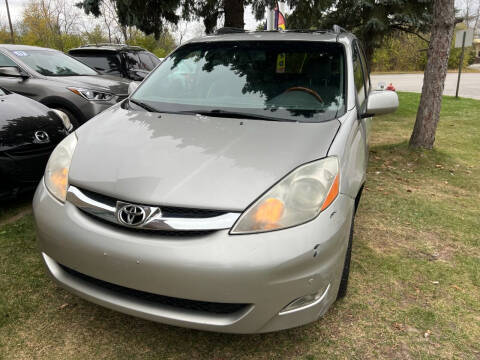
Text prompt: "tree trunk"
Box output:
[[409, 0, 455, 149], [223, 0, 244, 29]]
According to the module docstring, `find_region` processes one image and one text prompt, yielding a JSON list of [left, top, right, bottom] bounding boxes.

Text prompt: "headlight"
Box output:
[[67, 87, 114, 101], [52, 109, 73, 131], [230, 157, 339, 234], [44, 133, 77, 202]]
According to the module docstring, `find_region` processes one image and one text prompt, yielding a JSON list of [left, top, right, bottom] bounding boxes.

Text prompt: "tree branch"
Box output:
[[391, 25, 430, 43]]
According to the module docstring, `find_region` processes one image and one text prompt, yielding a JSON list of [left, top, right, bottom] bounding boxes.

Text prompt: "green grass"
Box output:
[[1, 92, 479, 359]]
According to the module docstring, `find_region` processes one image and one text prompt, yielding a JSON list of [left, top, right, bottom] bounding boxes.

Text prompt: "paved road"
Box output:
[[371, 73, 480, 100]]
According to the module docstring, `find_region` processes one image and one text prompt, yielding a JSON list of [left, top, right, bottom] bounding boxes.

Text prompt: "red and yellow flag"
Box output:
[[275, 4, 286, 30]]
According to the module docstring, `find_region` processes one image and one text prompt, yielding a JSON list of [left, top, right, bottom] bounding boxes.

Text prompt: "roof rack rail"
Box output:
[[80, 43, 128, 48], [332, 25, 347, 34], [215, 27, 247, 35]]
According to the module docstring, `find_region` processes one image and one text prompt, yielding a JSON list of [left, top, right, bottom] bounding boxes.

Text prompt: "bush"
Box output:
[[372, 29, 475, 72]]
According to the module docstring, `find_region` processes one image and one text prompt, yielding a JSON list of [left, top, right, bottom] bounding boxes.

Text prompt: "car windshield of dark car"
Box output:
[[131, 41, 346, 122], [11, 50, 98, 76]]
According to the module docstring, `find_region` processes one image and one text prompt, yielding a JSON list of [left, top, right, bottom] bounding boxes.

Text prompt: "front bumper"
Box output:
[[0, 148, 52, 200], [33, 180, 354, 333]]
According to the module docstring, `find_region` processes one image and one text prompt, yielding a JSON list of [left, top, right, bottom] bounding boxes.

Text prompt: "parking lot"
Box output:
[[371, 72, 480, 100]]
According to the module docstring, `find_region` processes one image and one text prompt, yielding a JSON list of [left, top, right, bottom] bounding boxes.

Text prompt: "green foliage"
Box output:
[[127, 31, 176, 57], [448, 31, 476, 69], [372, 29, 476, 72], [372, 32, 428, 72], [0, 25, 13, 43], [85, 25, 108, 45], [78, 0, 179, 39], [286, 0, 433, 65]]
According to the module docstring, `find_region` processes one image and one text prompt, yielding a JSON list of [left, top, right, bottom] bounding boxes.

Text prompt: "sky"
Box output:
[[0, 0, 28, 24], [0, 0, 471, 43], [0, 1, 260, 27]]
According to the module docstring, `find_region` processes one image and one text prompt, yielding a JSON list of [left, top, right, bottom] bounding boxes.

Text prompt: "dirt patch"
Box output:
[[0, 206, 32, 228], [355, 215, 459, 262]]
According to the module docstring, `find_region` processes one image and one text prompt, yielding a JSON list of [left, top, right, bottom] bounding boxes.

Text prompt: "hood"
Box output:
[[47, 75, 130, 95], [0, 93, 67, 151], [70, 106, 340, 211]]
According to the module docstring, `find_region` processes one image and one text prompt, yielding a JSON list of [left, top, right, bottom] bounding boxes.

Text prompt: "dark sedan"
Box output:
[[0, 87, 69, 200]]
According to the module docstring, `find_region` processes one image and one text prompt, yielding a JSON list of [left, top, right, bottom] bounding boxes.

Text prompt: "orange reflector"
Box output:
[[254, 198, 284, 226], [321, 174, 339, 211], [68, 88, 81, 96]]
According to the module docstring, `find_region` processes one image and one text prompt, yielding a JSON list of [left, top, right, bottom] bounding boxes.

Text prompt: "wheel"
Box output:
[[53, 107, 80, 130], [337, 213, 354, 299]]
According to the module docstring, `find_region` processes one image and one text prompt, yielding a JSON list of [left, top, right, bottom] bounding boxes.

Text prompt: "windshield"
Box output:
[[11, 50, 98, 76], [132, 41, 346, 122]]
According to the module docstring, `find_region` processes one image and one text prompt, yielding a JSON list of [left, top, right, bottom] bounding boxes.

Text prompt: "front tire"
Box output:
[[337, 213, 354, 299]]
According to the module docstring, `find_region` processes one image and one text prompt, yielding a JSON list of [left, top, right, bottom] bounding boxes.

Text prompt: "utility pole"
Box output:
[[5, 0, 15, 43], [455, 30, 466, 98]]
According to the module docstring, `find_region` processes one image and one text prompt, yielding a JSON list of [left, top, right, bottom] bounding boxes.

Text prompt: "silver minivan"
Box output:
[[33, 29, 398, 333]]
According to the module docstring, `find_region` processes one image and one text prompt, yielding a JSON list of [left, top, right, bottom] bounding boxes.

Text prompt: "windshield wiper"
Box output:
[[129, 99, 158, 113], [177, 109, 296, 122]]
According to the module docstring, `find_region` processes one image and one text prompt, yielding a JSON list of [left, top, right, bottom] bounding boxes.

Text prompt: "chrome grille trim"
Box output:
[[66, 185, 241, 232]]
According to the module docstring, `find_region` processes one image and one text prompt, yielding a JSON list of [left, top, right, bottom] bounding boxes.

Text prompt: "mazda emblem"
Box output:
[[34, 130, 50, 144], [117, 204, 147, 226]]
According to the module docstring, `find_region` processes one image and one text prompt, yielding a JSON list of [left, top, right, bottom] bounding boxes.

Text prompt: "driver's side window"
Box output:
[[353, 43, 367, 112]]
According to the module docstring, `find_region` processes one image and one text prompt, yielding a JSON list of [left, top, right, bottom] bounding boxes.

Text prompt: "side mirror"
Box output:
[[0, 66, 28, 78], [128, 81, 140, 95], [365, 90, 399, 116]]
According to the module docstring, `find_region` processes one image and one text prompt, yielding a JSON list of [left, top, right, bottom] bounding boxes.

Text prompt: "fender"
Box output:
[[39, 96, 87, 124]]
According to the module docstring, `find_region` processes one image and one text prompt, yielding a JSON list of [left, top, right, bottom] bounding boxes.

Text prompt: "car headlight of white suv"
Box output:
[[230, 156, 339, 234], [44, 133, 77, 202]]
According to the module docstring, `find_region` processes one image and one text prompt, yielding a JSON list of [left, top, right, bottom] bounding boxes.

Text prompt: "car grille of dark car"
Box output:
[[5, 143, 55, 157], [1, 144, 55, 184], [60, 264, 249, 315]]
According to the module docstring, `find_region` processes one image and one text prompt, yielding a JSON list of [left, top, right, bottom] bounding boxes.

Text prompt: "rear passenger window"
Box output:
[[353, 44, 366, 110], [72, 53, 122, 76]]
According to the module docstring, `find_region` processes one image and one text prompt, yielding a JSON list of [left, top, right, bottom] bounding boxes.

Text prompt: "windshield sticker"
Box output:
[[13, 51, 29, 57], [276, 53, 286, 73]]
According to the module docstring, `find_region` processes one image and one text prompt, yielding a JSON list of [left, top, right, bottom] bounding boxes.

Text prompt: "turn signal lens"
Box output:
[[231, 157, 340, 234], [321, 174, 339, 211], [44, 133, 77, 202]]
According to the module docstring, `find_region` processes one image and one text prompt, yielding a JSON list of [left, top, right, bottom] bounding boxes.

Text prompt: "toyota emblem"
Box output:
[[117, 204, 147, 226]]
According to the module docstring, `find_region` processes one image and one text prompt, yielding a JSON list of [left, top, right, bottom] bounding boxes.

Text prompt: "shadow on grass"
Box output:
[[369, 140, 456, 167]]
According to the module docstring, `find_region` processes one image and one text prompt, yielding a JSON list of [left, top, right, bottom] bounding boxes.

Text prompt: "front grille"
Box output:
[[78, 187, 229, 218], [5, 143, 55, 157], [60, 264, 249, 315], [80, 210, 217, 237]]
